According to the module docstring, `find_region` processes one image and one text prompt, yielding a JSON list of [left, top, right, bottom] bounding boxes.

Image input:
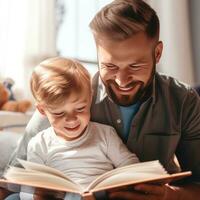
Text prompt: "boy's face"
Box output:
[[97, 32, 163, 106], [38, 92, 91, 141]]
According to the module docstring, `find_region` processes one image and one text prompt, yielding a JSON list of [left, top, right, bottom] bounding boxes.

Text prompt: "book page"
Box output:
[[87, 160, 167, 191], [18, 159, 71, 181], [88, 171, 191, 193], [90, 172, 166, 191], [5, 160, 84, 193]]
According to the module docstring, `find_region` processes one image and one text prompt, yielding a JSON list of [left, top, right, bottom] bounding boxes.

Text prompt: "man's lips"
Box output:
[[109, 80, 142, 94], [112, 85, 136, 94], [118, 86, 134, 91]]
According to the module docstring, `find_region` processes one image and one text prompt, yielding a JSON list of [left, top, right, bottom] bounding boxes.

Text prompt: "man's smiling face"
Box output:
[[97, 32, 162, 106]]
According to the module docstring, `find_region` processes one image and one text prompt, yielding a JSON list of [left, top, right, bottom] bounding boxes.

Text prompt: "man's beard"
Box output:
[[102, 66, 155, 106]]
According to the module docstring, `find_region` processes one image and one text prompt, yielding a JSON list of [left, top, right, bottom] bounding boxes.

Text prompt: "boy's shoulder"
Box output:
[[89, 121, 118, 140], [89, 121, 115, 131]]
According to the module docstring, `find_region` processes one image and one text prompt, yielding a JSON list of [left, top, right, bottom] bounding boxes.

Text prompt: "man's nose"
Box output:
[[115, 71, 131, 87]]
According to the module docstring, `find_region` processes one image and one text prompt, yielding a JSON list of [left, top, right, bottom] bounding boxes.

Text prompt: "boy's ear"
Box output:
[[36, 104, 47, 116]]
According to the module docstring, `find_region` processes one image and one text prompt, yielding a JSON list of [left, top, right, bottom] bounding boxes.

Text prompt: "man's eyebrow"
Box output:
[[101, 62, 116, 65], [129, 62, 148, 65], [129, 57, 151, 65]]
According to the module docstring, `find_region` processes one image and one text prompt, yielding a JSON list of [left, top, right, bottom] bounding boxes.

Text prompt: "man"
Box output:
[[3, 0, 200, 199]]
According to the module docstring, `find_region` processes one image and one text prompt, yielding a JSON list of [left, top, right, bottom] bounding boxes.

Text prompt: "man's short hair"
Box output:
[[30, 57, 91, 106], [89, 0, 160, 41]]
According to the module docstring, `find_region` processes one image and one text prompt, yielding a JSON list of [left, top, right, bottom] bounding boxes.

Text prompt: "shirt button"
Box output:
[[117, 119, 121, 124]]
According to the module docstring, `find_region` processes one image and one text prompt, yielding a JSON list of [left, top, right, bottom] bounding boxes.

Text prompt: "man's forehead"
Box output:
[[97, 33, 155, 60], [96, 32, 155, 47], [97, 42, 152, 64]]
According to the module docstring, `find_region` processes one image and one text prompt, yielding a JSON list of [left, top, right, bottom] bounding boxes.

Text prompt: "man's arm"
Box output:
[[0, 188, 13, 199], [176, 183, 200, 199], [176, 89, 200, 182], [6, 110, 50, 168], [108, 182, 200, 200]]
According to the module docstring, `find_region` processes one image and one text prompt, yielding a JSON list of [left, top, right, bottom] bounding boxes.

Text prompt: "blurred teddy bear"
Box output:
[[0, 78, 32, 113]]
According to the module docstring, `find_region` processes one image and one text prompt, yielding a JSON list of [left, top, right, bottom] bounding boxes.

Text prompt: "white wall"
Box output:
[[189, 0, 200, 85], [56, 0, 112, 75], [149, 0, 194, 85]]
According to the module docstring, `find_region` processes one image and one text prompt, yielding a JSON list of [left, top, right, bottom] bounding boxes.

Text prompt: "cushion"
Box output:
[[0, 111, 32, 133]]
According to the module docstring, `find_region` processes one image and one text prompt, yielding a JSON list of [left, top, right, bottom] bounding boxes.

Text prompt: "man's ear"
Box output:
[[36, 104, 47, 116], [155, 41, 163, 64], [91, 89, 94, 101]]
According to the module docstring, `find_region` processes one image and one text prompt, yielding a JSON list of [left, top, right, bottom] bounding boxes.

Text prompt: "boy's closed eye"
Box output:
[[76, 106, 86, 113], [51, 112, 65, 117]]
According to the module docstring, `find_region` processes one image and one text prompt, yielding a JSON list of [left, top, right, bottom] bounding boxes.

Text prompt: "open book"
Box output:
[[1, 159, 191, 198]]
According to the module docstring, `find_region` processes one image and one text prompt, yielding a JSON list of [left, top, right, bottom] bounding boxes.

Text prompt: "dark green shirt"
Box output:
[[91, 72, 200, 181]]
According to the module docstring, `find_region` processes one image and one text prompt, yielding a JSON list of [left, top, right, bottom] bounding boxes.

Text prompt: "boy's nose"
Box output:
[[64, 112, 77, 122]]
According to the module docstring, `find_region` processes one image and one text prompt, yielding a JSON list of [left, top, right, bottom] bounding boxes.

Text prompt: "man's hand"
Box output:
[[108, 183, 180, 200], [0, 187, 13, 199], [33, 194, 63, 200]]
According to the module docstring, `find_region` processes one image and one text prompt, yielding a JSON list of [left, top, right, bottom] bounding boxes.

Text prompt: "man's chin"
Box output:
[[108, 82, 144, 106], [109, 88, 143, 106], [111, 94, 136, 106]]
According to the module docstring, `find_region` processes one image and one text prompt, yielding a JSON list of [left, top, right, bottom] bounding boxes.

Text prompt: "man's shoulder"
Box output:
[[26, 110, 50, 136], [29, 127, 52, 145], [156, 72, 190, 89], [155, 72, 192, 97], [91, 72, 99, 89]]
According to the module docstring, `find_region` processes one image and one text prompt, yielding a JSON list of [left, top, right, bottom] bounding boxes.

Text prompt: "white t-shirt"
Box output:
[[27, 121, 139, 187]]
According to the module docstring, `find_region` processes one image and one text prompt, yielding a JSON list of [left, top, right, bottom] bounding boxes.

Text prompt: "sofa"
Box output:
[[0, 111, 32, 176]]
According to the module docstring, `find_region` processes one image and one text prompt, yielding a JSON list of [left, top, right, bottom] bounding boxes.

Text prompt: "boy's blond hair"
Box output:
[[30, 57, 92, 106]]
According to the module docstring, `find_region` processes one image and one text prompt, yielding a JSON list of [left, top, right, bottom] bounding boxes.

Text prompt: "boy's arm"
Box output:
[[20, 129, 47, 199]]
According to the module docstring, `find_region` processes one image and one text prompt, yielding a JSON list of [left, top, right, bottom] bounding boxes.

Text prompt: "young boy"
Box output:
[[22, 57, 139, 199]]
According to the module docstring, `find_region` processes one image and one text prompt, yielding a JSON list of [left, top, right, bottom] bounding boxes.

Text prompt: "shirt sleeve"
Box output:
[[177, 88, 200, 182], [106, 126, 139, 168]]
